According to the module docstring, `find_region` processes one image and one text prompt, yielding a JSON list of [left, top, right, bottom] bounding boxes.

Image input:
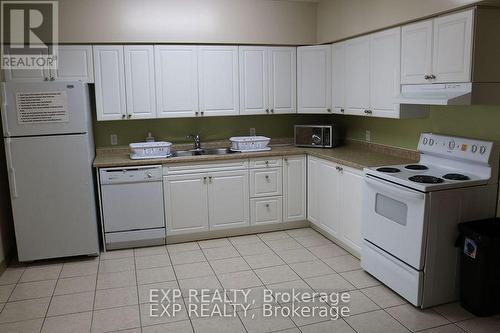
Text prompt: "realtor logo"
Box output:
[[1, 0, 58, 69]]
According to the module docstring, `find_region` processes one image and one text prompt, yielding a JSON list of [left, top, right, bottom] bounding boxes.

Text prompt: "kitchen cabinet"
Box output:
[[239, 46, 296, 115], [163, 173, 209, 235], [163, 164, 249, 235], [198, 46, 239, 116], [93, 45, 127, 121], [333, 28, 404, 119], [297, 45, 332, 114], [250, 168, 282, 198], [344, 36, 370, 116], [124, 45, 156, 119], [307, 156, 363, 255], [283, 155, 306, 222], [401, 9, 474, 84], [208, 170, 249, 230], [251, 197, 283, 226], [155, 45, 199, 118], [4, 45, 93, 82]]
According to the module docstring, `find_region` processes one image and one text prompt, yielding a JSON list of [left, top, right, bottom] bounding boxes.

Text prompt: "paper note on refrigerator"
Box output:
[[16, 91, 69, 124]]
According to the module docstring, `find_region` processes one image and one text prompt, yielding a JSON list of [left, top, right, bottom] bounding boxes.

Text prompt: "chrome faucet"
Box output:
[[187, 133, 202, 151]]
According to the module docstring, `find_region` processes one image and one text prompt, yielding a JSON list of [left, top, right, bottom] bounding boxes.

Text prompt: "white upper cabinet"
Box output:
[[433, 9, 473, 83], [401, 20, 433, 84], [93, 45, 127, 121], [344, 36, 370, 116], [239, 46, 296, 115], [155, 46, 199, 118], [198, 46, 239, 116], [401, 9, 474, 84], [370, 28, 401, 117], [297, 45, 332, 114], [239, 46, 268, 115], [54, 45, 94, 82], [124, 45, 156, 119], [4, 46, 93, 82], [268, 47, 296, 114], [331, 42, 346, 114]]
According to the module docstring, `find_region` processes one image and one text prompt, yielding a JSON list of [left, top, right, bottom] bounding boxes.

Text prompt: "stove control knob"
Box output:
[[448, 140, 455, 150], [472, 145, 478, 153], [480, 146, 487, 155], [423, 137, 428, 145]]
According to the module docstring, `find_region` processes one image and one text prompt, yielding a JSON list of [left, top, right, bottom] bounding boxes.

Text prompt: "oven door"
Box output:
[[363, 175, 429, 270]]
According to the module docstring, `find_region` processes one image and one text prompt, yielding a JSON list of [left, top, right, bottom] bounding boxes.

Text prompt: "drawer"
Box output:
[[250, 168, 282, 197], [249, 157, 282, 169], [163, 160, 248, 175], [251, 197, 283, 225]]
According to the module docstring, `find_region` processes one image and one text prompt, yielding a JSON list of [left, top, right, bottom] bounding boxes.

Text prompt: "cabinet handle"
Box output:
[[271, 109, 274, 113], [265, 175, 270, 182], [327, 108, 332, 113], [201, 111, 204, 116], [203, 176, 207, 184], [208, 176, 212, 183], [284, 158, 288, 163], [364, 110, 372, 115], [424, 75, 430, 80], [44, 77, 49, 81], [265, 203, 270, 208], [266, 109, 269, 113], [121, 114, 126, 119], [50, 76, 55, 81], [430, 74, 436, 80], [340, 108, 345, 113], [195, 111, 199, 116], [127, 114, 132, 119]]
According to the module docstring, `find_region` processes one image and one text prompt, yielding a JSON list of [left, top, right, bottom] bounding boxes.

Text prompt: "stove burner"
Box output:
[[409, 175, 444, 184], [376, 167, 401, 173], [405, 164, 429, 171], [443, 173, 470, 181]]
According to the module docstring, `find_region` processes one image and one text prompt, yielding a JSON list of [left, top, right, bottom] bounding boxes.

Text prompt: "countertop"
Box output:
[[93, 140, 418, 170]]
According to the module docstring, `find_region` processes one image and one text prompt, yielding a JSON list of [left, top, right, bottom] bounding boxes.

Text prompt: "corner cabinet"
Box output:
[[401, 9, 474, 84], [239, 46, 296, 115], [297, 45, 332, 114], [307, 156, 363, 255], [198, 46, 240, 116]]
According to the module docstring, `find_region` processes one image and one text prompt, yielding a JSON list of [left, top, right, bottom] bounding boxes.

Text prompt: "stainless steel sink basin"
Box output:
[[171, 148, 237, 157]]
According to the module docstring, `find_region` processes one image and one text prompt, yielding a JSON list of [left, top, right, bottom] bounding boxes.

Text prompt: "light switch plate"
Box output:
[[365, 129, 371, 142], [110, 134, 118, 145], [250, 128, 256, 136]]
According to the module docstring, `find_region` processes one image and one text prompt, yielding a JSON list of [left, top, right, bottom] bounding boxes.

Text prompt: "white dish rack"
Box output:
[[230, 136, 270, 152], [129, 142, 172, 159]]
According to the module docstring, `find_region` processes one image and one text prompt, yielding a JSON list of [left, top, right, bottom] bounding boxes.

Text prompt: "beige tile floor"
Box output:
[[0, 227, 498, 333]]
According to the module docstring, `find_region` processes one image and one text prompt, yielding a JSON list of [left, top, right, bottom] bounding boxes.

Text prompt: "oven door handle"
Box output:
[[365, 175, 425, 201]]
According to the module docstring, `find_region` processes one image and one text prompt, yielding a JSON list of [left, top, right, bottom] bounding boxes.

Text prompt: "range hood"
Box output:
[[397, 83, 472, 105], [397, 83, 500, 106]]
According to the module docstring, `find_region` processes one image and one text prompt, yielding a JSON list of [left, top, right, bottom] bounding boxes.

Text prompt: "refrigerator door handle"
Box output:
[[4, 138, 18, 198], [1, 83, 10, 137]]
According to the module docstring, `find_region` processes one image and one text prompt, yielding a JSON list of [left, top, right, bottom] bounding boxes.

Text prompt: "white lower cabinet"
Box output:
[[250, 168, 282, 198], [163, 173, 209, 235], [251, 197, 283, 226], [283, 155, 306, 222], [307, 156, 364, 254], [208, 170, 249, 230], [163, 167, 248, 235]]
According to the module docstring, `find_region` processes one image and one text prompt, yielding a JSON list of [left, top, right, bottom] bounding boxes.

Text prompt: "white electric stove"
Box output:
[[361, 133, 499, 308]]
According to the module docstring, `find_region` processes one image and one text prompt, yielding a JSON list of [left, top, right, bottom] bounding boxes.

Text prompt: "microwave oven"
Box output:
[[294, 125, 336, 148]]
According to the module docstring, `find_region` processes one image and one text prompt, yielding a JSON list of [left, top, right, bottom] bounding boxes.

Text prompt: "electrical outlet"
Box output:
[[250, 128, 256, 136], [110, 134, 118, 145], [365, 129, 371, 142]]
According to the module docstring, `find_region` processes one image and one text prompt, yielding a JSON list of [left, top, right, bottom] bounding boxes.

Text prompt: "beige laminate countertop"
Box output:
[[93, 142, 418, 170]]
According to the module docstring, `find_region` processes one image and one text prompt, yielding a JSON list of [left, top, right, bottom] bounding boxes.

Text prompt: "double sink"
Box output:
[[171, 148, 239, 157]]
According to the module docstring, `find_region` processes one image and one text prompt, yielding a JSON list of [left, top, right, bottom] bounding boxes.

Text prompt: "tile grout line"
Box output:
[[39, 261, 64, 333], [132, 249, 143, 331]]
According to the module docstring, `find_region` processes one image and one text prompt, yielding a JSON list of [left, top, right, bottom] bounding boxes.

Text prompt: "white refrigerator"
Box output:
[[1, 81, 100, 261]]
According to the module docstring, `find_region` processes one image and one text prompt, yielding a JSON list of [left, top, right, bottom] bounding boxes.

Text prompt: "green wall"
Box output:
[[93, 114, 333, 147], [333, 105, 500, 150]]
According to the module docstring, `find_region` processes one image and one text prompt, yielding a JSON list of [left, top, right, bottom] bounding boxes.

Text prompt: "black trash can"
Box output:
[[457, 218, 500, 316]]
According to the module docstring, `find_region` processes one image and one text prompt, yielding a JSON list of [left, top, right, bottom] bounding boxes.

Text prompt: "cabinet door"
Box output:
[[239, 46, 268, 115], [124, 45, 156, 119], [269, 47, 296, 114], [318, 160, 340, 237], [198, 46, 239, 116], [370, 28, 401, 117], [164, 174, 209, 235], [93, 46, 126, 121], [208, 170, 249, 230], [307, 156, 320, 224], [344, 36, 370, 116], [401, 20, 433, 84], [250, 168, 282, 198], [251, 197, 282, 226], [340, 167, 364, 254], [3, 50, 49, 82], [433, 9, 473, 83], [332, 42, 345, 114], [297, 45, 332, 114], [283, 156, 306, 222], [54, 45, 94, 82], [155, 46, 198, 118]]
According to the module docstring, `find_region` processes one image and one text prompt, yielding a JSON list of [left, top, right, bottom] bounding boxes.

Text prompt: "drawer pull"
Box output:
[[265, 175, 270, 182], [265, 203, 270, 208]]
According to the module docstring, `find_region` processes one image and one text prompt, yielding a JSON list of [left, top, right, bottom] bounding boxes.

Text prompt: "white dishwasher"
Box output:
[[99, 165, 165, 250]]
